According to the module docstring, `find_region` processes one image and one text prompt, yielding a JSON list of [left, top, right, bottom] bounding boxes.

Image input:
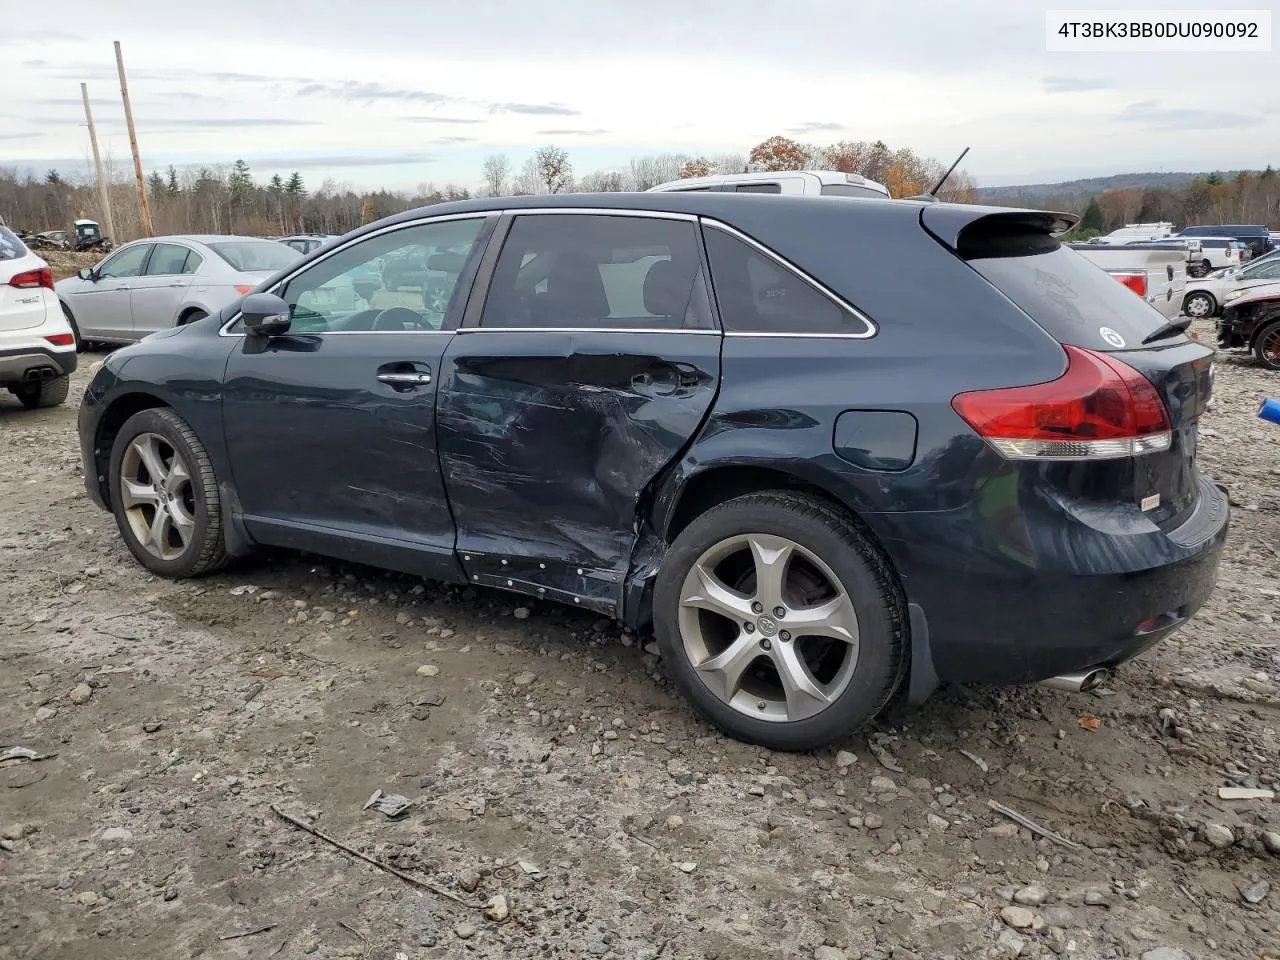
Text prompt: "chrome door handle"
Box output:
[[377, 372, 432, 386]]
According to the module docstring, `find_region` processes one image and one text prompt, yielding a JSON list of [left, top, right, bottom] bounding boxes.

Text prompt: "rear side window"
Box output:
[[0, 227, 26, 260], [703, 226, 872, 335], [962, 225, 1178, 351], [145, 243, 193, 275], [209, 240, 302, 272], [481, 214, 711, 330], [733, 183, 781, 194]]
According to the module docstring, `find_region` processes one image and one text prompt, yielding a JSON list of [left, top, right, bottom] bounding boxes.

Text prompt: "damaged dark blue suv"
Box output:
[[78, 193, 1228, 750]]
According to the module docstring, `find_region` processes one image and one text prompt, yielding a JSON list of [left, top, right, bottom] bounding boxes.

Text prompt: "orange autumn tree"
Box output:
[[679, 157, 713, 179], [748, 136, 810, 172]]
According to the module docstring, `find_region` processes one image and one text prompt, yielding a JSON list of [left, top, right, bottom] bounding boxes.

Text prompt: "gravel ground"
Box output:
[[1, 317, 1278, 960]]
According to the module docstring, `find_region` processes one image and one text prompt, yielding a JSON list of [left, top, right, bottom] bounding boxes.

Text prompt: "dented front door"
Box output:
[[435, 327, 721, 612]]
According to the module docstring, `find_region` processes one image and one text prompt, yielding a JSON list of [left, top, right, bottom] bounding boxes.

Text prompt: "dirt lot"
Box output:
[[1, 313, 1278, 960]]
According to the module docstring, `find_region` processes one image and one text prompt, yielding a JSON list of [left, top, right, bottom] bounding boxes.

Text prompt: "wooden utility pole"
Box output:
[[80, 83, 116, 243], [113, 41, 153, 237]]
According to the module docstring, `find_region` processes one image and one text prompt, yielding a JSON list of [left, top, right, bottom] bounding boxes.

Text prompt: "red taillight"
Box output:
[[45, 333, 75, 347], [9, 267, 53, 290], [951, 345, 1173, 461], [1112, 271, 1147, 298], [234, 284, 255, 295]]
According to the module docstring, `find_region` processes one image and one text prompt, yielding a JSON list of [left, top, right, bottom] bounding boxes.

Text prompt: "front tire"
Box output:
[[1255, 320, 1280, 371], [13, 375, 70, 409], [1183, 291, 1216, 319], [653, 492, 907, 751], [108, 408, 229, 578]]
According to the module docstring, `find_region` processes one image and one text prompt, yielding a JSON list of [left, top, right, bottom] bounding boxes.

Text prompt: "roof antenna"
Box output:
[[906, 147, 970, 203]]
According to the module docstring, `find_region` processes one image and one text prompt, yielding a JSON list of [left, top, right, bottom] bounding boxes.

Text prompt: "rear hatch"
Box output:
[[0, 230, 50, 332], [927, 209, 1214, 535]]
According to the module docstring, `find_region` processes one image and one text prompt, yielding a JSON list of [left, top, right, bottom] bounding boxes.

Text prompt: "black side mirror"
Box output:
[[78, 268, 94, 281], [241, 292, 292, 337]]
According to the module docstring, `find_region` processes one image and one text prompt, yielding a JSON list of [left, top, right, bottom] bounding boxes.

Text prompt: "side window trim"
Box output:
[[459, 208, 720, 334], [699, 219, 877, 339], [218, 213, 497, 337]]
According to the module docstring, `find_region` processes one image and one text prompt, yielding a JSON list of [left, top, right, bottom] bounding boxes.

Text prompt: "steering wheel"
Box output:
[[370, 307, 428, 331]]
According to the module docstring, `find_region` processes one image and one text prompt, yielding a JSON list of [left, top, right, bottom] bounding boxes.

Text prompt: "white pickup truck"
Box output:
[[1069, 242, 1188, 321]]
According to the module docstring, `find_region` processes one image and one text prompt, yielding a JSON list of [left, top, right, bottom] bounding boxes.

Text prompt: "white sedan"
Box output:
[[56, 235, 302, 344], [1182, 251, 1280, 319]]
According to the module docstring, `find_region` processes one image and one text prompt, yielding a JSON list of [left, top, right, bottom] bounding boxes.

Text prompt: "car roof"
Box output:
[[120, 234, 270, 246], [649, 170, 889, 192], [359, 191, 1040, 239]]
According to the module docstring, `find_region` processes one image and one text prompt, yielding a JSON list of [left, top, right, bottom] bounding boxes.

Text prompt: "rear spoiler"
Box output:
[[920, 206, 1079, 251]]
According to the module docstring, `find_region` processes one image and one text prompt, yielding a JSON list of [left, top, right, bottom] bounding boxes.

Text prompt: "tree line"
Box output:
[[1006, 169, 1279, 240], [0, 134, 975, 242]]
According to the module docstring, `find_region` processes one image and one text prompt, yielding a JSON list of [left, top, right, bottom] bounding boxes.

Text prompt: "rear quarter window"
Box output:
[[962, 227, 1179, 351], [0, 227, 26, 261], [820, 184, 889, 199]]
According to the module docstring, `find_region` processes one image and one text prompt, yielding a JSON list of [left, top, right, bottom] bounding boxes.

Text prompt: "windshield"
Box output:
[[965, 233, 1181, 351], [0, 227, 26, 261], [209, 240, 303, 273]]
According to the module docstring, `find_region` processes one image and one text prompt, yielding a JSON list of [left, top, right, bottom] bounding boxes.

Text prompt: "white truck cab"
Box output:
[[647, 170, 891, 199]]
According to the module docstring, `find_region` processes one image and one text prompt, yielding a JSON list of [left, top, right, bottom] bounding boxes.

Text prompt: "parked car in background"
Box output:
[[648, 170, 891, 199], [1101, 221, 1175, 242], [77, 193, 1226, 750], [0, 226, 77, 408], [1231, 240, 1252, 263], [278, 234, 336, 256], [1069, 241, 1188, 320], [1269, 232, 1280, 252], [1177, 224, 1270, 259], [1170, 235, 1245, 275], [1123, 236, 1204, 275], [1218, 285, 1280, 370], [56, 236, 302, 345], [1183, 254, 1280, 318]]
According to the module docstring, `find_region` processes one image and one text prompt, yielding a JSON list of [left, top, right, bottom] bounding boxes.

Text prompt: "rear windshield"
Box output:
[[208, 240, 302, 273], [820, 184, 889, 199], [962, 228, 1178, 351], [0, 227, 26, 261]]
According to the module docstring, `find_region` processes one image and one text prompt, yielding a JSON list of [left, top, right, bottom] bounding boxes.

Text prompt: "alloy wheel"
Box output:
[[119, 433, 196, 561], [1263, 328, 1280, 366], [676, 534, 860, 723]]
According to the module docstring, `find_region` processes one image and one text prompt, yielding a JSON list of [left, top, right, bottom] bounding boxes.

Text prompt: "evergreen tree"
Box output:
[[284, 172, 305, 196], [166, 165, 180, 195], [1081, 196, 1104, 231]]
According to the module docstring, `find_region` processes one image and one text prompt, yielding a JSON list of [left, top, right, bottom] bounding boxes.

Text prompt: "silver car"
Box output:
[[56, 235, 302, 344]]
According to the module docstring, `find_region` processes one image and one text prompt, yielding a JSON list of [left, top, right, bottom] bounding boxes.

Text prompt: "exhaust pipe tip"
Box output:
[[1041, 668, 1112, 693]]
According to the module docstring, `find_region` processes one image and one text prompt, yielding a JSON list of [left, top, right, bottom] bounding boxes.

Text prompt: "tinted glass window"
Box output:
[[144, 243, 192, 276], [703, 227, 869, 335], [0, 227, 26, 261], [481, 214, 707, 330], [209, 240, 302, 272], [734, 183, 781, 194], [276, 217, 485, 334], [98, 244, 151, 279], [1246, 260, 1280, 280], [966, 233, 1178, 351], [820, 184, 889, 198]]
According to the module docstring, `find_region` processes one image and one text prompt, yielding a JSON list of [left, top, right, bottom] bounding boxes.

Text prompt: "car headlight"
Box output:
[[1224, 290, 1248, 302]]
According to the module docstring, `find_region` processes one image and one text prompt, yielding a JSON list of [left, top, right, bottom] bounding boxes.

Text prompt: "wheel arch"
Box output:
[[177, 306, 209, 325], [90, 391, 172, 508], [1248, 309, 1280, 349]]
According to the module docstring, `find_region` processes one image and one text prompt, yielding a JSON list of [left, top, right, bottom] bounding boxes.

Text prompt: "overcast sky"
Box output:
[[2, 0, 1276, 191]]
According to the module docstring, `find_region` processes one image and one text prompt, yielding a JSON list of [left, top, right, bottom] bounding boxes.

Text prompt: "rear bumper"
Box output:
[[0, 344, 76, 383], [873, 476, 1230, 687]]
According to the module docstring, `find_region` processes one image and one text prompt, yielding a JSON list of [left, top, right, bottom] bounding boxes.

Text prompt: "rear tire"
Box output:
[[653, 491, 907, 751], [13, 375, 70, 410], [108, 408, 229, 578], [1254, 320, 1280, 371]]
